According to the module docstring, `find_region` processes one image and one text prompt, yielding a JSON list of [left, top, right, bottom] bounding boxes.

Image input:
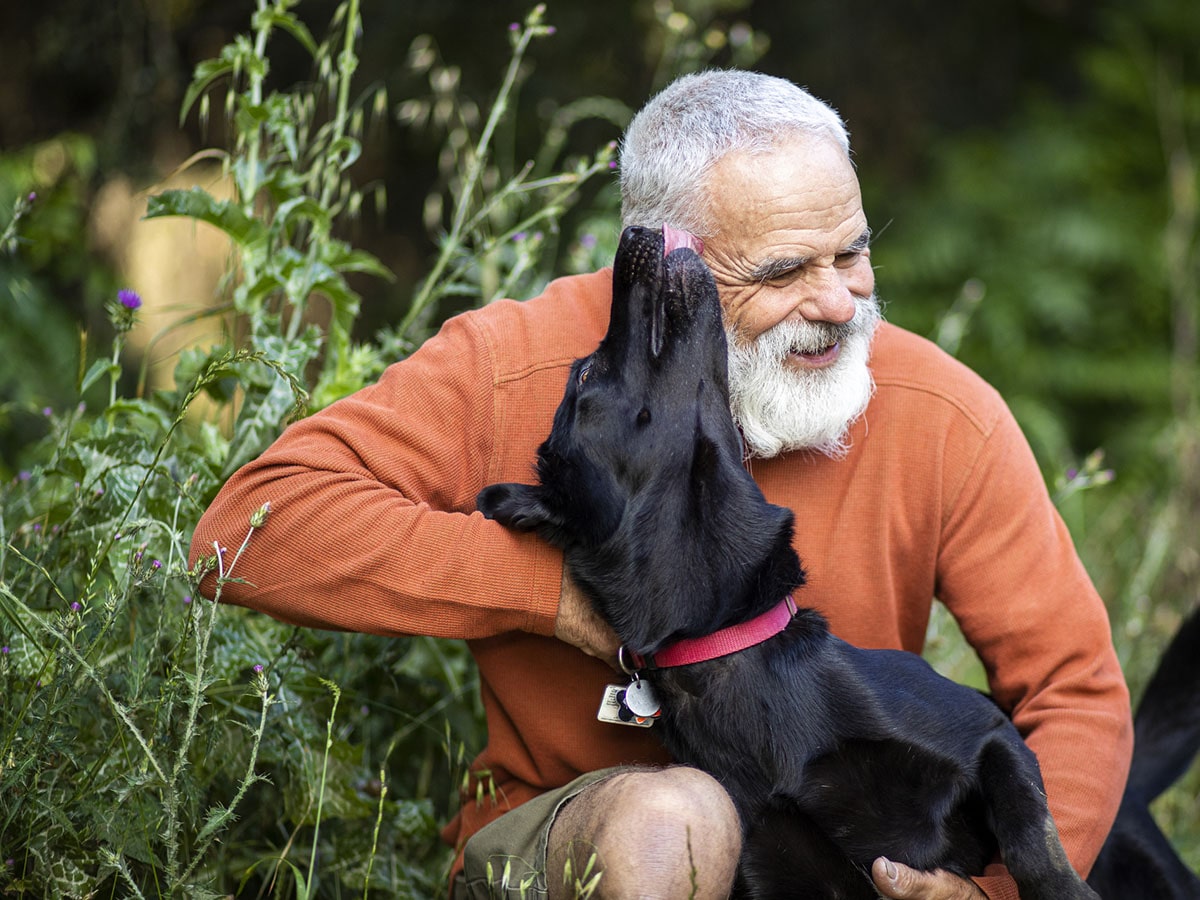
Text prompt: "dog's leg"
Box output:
[[976, 738, 1100, 900], [737, 802, 878, 899]]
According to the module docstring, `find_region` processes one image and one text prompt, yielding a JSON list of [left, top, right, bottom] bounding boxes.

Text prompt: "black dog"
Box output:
[[1088, 605, 1200, 899], [477, 225, 1098, 898]]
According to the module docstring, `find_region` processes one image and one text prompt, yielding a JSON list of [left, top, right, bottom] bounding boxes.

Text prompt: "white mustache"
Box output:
[[754, 299, 875, 358], [726, 294, 882, 459]]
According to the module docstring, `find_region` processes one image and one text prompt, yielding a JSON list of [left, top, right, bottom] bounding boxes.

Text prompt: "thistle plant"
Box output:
[[0, 282, 302, 894]]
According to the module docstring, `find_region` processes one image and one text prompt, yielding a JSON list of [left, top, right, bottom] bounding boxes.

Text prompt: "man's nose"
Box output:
[[793, 265, 858, 325]]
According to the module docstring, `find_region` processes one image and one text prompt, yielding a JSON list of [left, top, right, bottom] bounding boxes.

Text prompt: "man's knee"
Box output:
[[548, 766, 741, 899]]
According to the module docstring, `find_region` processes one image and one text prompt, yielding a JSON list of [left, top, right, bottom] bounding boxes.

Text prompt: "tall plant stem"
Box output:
[[397, 14, 541, 337]]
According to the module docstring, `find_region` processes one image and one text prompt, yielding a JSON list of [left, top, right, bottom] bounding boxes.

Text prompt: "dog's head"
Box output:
[[478, 225, 800, 651]]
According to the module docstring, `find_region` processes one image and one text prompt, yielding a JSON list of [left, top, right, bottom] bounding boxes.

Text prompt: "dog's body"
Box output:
[[477, 225, 1098, 898], [1088, 606, 1200, 899]]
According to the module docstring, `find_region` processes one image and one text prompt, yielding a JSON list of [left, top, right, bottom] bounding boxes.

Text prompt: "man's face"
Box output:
[[701, 136, 880, 458]]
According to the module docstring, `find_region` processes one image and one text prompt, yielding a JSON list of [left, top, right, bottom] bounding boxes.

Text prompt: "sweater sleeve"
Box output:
[[187, 309, 564, 640], [937, 405, 1132, 897]]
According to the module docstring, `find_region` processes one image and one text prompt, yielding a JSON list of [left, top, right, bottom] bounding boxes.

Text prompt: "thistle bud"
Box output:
[[249, 501, 272, 529]]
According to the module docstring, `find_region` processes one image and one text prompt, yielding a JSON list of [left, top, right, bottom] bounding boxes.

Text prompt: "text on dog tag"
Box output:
[[597, 683, 657, 727]]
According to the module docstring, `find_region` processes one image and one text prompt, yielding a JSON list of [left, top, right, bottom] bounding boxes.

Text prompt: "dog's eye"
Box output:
[[636, 408, 651, 426], [578, 361, 593, 385]]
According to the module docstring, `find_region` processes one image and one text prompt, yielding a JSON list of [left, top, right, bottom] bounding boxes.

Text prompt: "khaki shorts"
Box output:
[[453, 766, 636, 900]]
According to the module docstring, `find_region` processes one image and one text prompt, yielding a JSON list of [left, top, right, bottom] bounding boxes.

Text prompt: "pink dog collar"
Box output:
[[626, 594, 797, 669]]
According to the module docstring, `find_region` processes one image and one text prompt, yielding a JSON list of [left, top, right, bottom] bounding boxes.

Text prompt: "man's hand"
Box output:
[[872, 858, 987, 899], [554, 568, 620, 665]]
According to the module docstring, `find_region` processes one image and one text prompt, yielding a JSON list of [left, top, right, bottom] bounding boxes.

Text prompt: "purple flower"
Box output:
[[70, 602, 81, 612], [152, 559, 162, 570], [183, 595, 192, 604], [18, 471, 31, 482], [42, 407, 52, 417], [1, 646, 10, 655], [27, 192, 37, 203], [253, 664, 264, 674], [118, 289, 142, 310]]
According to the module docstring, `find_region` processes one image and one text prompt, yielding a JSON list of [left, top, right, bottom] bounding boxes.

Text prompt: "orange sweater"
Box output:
[[191, 268, 1131, 899]]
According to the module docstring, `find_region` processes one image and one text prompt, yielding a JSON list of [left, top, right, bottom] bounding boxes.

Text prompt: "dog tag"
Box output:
[[597, 684, 657, 728], [624, 679, 662, 717]]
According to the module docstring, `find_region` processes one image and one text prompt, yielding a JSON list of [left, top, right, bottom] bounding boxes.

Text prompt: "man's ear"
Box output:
[[476, 483, 563, 533]]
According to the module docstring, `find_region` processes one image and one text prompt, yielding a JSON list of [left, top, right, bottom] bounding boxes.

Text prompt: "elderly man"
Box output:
[[190, 70, 1132, 899]]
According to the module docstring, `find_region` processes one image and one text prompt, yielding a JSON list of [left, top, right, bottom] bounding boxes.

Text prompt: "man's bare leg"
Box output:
[[546, 766, 742, 899]]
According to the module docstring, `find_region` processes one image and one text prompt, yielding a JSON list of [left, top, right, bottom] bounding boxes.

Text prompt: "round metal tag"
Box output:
[[624, 679, 661, 717]]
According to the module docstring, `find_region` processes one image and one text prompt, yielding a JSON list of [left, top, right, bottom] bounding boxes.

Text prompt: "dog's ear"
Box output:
[[476, 483, 565, 533]]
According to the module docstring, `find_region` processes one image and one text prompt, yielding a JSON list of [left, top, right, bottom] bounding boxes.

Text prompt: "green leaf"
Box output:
[[180, 57, 235, 126], [105, 398, 174, 435], [143, 188, 266, 247], [238, 855, 308, 898], [80, 358, 119, 394], [325, 135, 362, 172], [0, 583, 49, 653], [253, 7, 319, 57], [222, 347, 315, 479], [321, 242, 394, 280], [272, 195, 333, 238]]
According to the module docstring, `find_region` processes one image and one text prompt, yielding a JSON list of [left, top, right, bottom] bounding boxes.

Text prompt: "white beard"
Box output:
[[726, 294, 882, 459]]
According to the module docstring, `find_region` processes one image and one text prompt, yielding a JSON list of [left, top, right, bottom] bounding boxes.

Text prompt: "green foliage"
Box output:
[[0, 1, 575, 894], [143, 0, 393, 413], [870, 0, 1199, 485], [0, 134, 123, 479], [381, 3, 624, 353], [883, 0, 1200, 869], [2, 0, 1198, 893]]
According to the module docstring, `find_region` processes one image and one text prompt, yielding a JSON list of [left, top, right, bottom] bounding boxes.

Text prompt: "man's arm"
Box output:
[[938, 406, 1133, 896], [189, 309, 565, 640]]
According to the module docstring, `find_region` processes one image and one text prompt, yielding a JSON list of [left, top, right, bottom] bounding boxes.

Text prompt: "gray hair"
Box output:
[[619, 70, 851, 236]]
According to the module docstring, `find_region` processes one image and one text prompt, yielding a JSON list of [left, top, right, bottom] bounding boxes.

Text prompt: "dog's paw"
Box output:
[[476, 482, 558, 532]]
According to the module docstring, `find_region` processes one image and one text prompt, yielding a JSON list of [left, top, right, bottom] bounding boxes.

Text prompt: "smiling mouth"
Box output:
[[788, 342, 841, 367]]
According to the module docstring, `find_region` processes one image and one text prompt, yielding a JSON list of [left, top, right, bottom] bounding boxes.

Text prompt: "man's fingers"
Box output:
[[555, 569, 620, 663], [872, 858, 986, 899]]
